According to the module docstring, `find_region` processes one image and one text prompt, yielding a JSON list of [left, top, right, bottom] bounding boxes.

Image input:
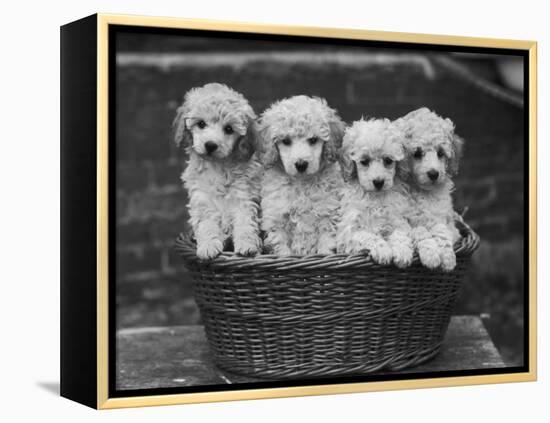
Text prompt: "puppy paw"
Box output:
[[440, 249, 457, 272], [393, 245, 414, 269], [235, 237, 261, 257], [196, 239, 224, 260], [418, 246, 441, 269], [370, 242, 393, 265]]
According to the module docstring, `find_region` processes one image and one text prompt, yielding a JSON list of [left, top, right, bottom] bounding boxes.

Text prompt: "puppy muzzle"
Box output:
[[373, 178, 385, 190], [204, 141, 219, 155], [427, 169, 439, 182], [295, 160, 309, 173]]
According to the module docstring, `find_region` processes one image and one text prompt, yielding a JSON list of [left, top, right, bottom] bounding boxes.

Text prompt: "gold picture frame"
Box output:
[[60, 13, 537, 409]]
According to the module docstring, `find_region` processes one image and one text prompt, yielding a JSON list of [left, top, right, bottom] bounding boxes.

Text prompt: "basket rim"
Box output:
[[174, 217, 480, 271]]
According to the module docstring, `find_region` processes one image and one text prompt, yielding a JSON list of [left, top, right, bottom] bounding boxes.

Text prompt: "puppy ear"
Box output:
[[394, 126, 411, 182], [256, 123, 279, 167], [338, 148, 357, 182], [396, 153, 412, 182], [329, 115, 346, 147], [442, 117, 463, 176], [234, 120, 257, 162], [388, 123, 406, 162], [448, 133, 464, 176], [173, 104, 192, 148], [323, 114, 346, 164]]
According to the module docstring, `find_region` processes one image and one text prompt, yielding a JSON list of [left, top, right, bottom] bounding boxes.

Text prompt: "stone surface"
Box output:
[[116, 315, 506, 391]]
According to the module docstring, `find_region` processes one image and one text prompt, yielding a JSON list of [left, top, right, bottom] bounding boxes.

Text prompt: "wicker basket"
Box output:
[[175, 220, 479, 379]]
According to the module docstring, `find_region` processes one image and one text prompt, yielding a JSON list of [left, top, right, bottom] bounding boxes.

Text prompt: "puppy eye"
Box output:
[[308, 136, 319, 145], [360, 158, 370, 167], [281, 137, 292, 146], [383, 157, 394, 166], [437, 149, 445, 158], [413, 148, 423, 159], [197, 120, 206, 129], [223, 125, 234, 135]]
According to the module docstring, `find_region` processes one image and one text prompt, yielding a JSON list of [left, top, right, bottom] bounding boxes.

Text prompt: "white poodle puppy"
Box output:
[[257, 95, 346, 255], [396, 107, 464, 271], [336, 118, 414, 268], [173, 83, 262, 260]]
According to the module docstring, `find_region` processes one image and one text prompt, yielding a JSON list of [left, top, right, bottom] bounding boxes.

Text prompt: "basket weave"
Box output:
[[175, 220, 479, 379]]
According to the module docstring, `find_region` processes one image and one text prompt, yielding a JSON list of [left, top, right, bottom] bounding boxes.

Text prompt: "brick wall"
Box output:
[[115, 47, 524, 363]]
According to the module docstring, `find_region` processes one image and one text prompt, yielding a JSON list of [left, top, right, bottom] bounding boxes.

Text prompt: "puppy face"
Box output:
[[275, 132, 325, 176], [185, 115, 245, 159], [356, 152, 398, 192], [340, 119, 404, 192], [405, 139, 453, 188], [258, 96, 345, 177], [173, 83, 256, 161], [398, 108, 463, 190]]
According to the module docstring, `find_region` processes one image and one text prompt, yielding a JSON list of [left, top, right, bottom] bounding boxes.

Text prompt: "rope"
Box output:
[[432, 54, 524, 109]]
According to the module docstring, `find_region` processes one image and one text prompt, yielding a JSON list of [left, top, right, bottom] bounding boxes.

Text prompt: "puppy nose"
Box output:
[[373, 179, 385, 190], [204, 141, 218, 154], [427, 170, 439, 181], [295, 160, 309, 173]]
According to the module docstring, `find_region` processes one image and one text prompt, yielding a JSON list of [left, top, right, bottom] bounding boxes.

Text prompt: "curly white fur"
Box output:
[[336, 118, 413, 268], [174, 83, 262, 260], [396, 107, 464, 271], [257, 96, 346, 255]]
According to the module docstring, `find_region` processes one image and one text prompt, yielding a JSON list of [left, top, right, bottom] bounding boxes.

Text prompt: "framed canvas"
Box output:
[[60, 13, 537, 409]]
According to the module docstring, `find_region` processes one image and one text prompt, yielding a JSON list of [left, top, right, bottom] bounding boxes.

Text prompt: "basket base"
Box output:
[[210, 343, 444, 380]]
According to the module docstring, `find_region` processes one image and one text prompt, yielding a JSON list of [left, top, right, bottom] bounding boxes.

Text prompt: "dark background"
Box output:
[[115, 31, 525, 366]]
